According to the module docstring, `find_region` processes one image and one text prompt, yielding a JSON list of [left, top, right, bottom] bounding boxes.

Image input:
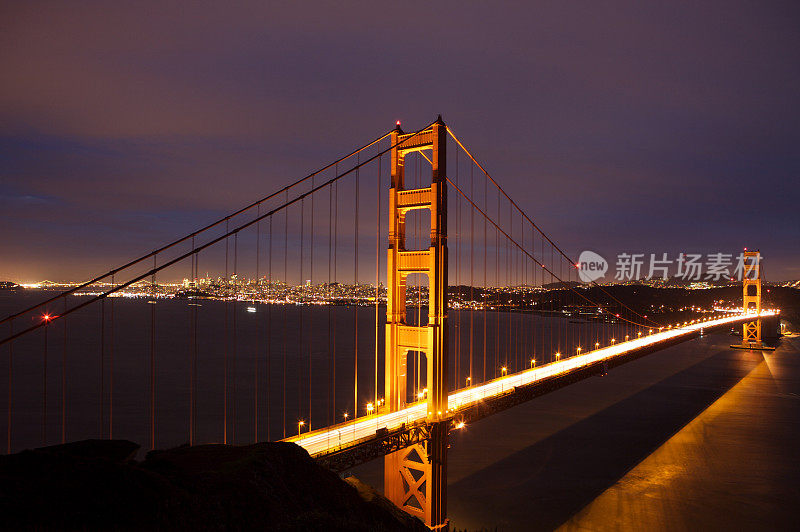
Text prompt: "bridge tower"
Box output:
[[384, 117, 449, 529], [731, 250, 774, 351], [742, 251, 762, 346]]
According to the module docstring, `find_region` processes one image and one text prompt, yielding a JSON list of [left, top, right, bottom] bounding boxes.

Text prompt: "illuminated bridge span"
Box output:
[[0, 116, 776, 529], [291, 310, 775, 460]]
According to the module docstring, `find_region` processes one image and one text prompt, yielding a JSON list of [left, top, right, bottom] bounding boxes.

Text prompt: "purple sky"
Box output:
[[1, 1, 799, 282]]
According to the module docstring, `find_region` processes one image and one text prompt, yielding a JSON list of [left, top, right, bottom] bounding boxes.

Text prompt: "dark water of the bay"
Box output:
[[0, 289, 634, 453]]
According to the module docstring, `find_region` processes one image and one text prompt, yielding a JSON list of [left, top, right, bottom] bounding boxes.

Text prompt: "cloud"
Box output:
[[1, 1, 799, 280]]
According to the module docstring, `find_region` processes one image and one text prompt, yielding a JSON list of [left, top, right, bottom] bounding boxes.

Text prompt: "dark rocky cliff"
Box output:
[[0, 439, 427, 531]]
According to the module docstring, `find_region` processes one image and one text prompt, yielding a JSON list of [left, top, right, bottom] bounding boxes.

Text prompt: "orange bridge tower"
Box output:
[[731, 250, 774, 351], [384, 116, 449, 529]]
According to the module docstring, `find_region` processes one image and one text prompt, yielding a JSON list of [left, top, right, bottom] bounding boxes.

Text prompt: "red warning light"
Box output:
[[396, 120, 401, 126]]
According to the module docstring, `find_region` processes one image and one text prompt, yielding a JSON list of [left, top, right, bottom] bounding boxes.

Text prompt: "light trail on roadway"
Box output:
[[285, 311, 777, 456]]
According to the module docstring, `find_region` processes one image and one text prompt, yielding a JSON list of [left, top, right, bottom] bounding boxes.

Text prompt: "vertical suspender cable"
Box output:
[[62, 299, 66, 444], [353, 154, 359, 417], [495, 189, 500, 374], [451, 147, 457, 386], [283, 192, 288, 439], [299, 199, 304, 427], [468, 158, 474, 388], [309, 176, 315, 428], [454, 146, 460, 388], [483, 171, 487, 384], [42, 318, 48, 445], [150, 255, 156, 449], [374, 154, 380, 407], [540, 234, 544, 360], [190, 239, 196, 445], [193, 251, 199, 444], [267, 217, 273, 441], [558, 250, 562, 355], [509, 203, 514, 371], [507, 209, 511, 369], [566, 255, 571, 358], [520, 217, 535, 366], [511, 213, 515, 368], [520, 215, 524, 366], [110, 275, 114, 440], [6, 321, 11, 453], [99, 299, 104, 439], [255, 211, 260, 443], [333, 178, 338, 420], [327, 179, 333, 427], [224, 223, 229, 444], [507, 203, 511, 370], [553, 245, 558, 357], [522, 216, 526, 365], [232, 232, 238, 444]]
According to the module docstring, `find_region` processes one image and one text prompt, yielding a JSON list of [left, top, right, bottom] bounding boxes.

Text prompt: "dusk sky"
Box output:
[[2, 1, 799, 282]]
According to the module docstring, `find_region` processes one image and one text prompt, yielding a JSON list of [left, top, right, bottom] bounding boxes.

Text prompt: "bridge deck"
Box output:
[[285, 312, 776, 459]]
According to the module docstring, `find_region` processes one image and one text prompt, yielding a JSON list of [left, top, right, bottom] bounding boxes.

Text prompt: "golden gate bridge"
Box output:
[[0, 116, 775, 528]]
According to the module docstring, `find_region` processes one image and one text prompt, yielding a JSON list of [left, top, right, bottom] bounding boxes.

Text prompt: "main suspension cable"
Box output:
[[0, 122, 436, 346], [446, 127, 662, 328], [446, 176, 657, 330], [0, 132, 394, 327]]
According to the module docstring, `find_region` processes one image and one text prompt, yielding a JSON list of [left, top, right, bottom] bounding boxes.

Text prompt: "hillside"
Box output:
[[0, 439, 427, 531]]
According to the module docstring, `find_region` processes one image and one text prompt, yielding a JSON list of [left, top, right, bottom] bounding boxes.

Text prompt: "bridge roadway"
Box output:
[[285, 311, 776, 459]]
